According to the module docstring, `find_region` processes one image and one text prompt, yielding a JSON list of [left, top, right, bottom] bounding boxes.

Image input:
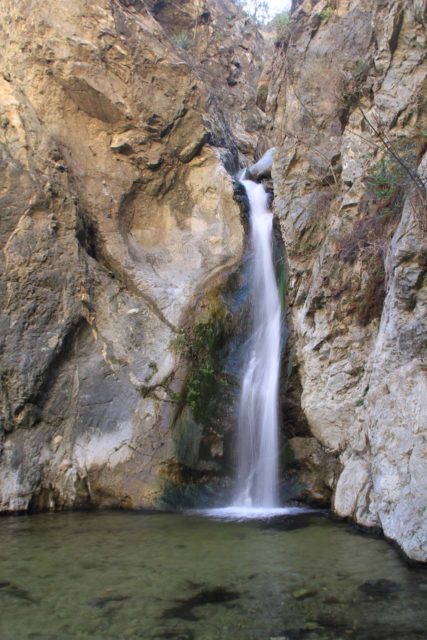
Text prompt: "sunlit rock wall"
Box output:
[[269, 0, 427, 560], [0, 0, 265, 510]]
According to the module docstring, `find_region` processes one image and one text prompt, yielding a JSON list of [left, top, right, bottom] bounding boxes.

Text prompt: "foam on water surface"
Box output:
[[193, 506, 316, 520]]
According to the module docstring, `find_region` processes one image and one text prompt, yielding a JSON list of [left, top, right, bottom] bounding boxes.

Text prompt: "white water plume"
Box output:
[[233, 179, 282, 509]]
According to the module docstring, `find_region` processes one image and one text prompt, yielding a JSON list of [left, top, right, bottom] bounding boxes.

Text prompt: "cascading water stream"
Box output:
[[196, 173, 316, 519], [233, 179, 282, 509]]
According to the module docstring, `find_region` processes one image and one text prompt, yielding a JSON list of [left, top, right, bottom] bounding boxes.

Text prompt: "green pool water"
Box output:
[[0, 510, 425, 639]]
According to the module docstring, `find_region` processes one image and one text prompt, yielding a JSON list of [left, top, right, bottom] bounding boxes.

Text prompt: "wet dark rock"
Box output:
[[358, 578, 401, 598], [154, 632, 195, 640], [0, 581, 36, 603], [323, 595, 341, 605], [163, 586, 240, 621], [315, 612, 348, 630], [232, 179, 250, 223], [291, 588, 318, 600], [259, 515, 313, 532], [351, 625, 426, 640]]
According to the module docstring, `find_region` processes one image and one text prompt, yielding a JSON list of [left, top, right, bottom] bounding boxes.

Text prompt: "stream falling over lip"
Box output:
[[1, 510, 426, 640], [233, 179, 281, 509]]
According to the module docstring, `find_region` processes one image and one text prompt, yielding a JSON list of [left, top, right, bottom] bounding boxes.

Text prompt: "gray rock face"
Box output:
[[269, 0, 427, 560], [364, 156, 427, 561], [0, 0, 254, 510], [1, 0, 426, 565]]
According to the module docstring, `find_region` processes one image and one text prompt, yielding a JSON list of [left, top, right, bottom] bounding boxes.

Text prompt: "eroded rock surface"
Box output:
[[0, 0, 261, 510], [1, 0, 426, 564], [269, 0, 427, 559]]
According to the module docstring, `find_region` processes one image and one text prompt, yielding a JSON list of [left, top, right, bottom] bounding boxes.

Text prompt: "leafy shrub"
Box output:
[[174, 31, 193, 50], [349, 60, 371, 84], [366, 157, 407, 201], [366, 139, 420, 209], [320, 6, 334, 22]]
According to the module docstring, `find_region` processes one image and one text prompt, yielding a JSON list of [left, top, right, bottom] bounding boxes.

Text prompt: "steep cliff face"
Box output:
[[0, 0, 264, 510], [144, 0, 267, 156], [269, 0, 426, 560], [1, 0, 426, 563]]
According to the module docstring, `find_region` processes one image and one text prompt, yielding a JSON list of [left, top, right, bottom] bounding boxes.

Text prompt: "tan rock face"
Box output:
[[0, 0, 250, 510], [270, 0, 427, 559], [144, 0, 266, 156], [1, 0, 425, 565]]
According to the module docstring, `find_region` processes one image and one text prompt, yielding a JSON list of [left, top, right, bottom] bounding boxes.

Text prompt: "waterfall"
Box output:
[[233, 179, 281, 508], [196, 176, 315, 519]]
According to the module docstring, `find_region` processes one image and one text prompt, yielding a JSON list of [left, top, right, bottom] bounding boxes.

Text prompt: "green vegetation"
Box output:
[[366, 157, 407, 201], [144, 360, 158, 383], [172, 313, 230, 425], [320, 6, 334, 23], [174, 31, 193, 50], [365, 137, 421, 216], [349, 60, 371, 84], [282, 439, 295, 466]]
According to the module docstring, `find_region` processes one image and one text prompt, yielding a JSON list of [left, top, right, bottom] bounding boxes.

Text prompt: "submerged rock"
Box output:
[[163, 586, 240, 621], [0, 582, 37, 604], [358, 578, 401, 598], [89, 593, 131, 608], [291, 588, 318, 600]]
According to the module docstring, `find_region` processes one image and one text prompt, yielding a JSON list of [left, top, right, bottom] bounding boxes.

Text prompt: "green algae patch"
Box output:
[[173, 312, 232, 427]]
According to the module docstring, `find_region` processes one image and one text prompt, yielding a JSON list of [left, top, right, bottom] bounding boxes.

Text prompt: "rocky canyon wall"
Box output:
[[268, 0, 426, 561], [1, 0, 426, 564], [0, 0, 263, 511]]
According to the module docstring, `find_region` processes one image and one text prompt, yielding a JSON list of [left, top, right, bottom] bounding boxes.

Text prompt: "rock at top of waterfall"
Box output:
[[247, 148, 275, 180]]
